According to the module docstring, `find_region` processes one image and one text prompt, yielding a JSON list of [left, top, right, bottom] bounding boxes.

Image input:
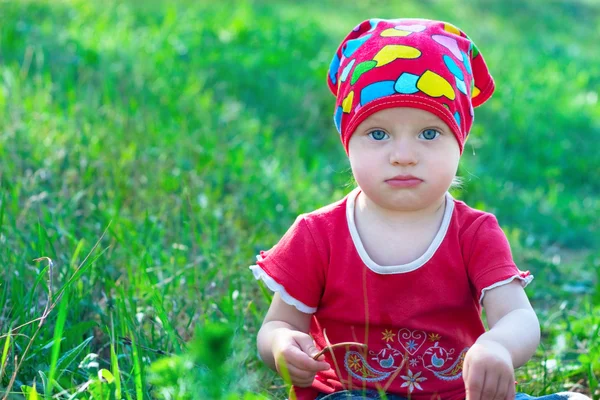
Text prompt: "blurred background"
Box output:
[[0, 0, 598, 398]]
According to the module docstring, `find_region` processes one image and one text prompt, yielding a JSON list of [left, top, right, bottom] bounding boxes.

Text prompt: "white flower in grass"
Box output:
[[400, 369, 426, 393]]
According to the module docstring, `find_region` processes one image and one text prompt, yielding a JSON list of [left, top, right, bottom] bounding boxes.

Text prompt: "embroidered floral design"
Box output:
[[348, 354, 362, 371], [397, 329, 427, 355], [382, 329, 395, 343], [422, 343, 468, 381], [422, 342, 454, 370], [370, 344, 404, 369], [344, 351, 391, 382], [400, 369, 427, 392], [341, 326, 469, 390], [406, 339, 418, 352], [428, 333, 441, 342]]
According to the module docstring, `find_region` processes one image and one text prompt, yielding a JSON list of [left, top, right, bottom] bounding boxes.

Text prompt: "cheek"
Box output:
[[432, 141, 460, 169], [448, 149, 461, 173], [433, 152, 460, 179], [348, 152, 374, 184]]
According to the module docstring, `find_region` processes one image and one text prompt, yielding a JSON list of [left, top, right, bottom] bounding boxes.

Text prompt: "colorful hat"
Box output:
[[328, 18, 495, 154]]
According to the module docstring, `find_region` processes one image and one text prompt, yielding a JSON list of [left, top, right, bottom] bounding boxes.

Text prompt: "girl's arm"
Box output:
[[479, 279, 540, 367], [463, 280, 540, 400], [257, 293, 330, 386], [257, 292, 312, 369]]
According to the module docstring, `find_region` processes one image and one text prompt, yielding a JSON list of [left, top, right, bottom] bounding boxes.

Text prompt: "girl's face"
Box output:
[[347, 107, 460, 212]]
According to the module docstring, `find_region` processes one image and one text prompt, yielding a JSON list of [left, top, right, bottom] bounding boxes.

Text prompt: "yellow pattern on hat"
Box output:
[[342, 91, 354, 113], [380, 28, 412, 37], [373, 45, 421, 67], [444, 23, 461, 35], [417, 70, 456, 100]]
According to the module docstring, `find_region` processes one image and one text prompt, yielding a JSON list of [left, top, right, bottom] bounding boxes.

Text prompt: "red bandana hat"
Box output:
[[328, 18, 495, 154]]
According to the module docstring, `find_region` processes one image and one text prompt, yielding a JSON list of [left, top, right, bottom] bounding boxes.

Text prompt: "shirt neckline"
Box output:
[[346, 187, 455, 274]]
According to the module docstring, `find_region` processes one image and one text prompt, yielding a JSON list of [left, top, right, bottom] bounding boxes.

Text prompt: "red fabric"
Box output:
[[255, 192, 530, 400], [327, 19, 495, 154]]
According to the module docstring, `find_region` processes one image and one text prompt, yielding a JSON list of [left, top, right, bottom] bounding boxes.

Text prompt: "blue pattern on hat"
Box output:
[[329, 53, 341, 85], [368, 19, 383, 32], [454, 111, 461, 126], [455, 77, 467, 95], [461, 51, 472, 74], [394, 72, 420, 94], [334, 106, 343, 133], [360, 81, 396, 106], [443, 55, 464, 80], [341, 59, 356, 83], [343, 34, 373, 58]]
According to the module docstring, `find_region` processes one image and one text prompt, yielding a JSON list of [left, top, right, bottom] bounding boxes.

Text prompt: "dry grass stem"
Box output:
[[312, 341, 367, 360]]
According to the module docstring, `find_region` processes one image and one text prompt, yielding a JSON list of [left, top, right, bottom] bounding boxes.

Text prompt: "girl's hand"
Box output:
[[271, 328, 331, 387], [463, 339, 516, 400]]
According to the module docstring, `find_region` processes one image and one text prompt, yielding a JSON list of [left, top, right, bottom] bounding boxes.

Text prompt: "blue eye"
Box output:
[[368, 130, 389, 140], [419, 129, 440, 140]]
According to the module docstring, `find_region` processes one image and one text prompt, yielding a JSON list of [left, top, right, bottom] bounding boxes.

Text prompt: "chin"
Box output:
[[376, 193, 425, 210], [381, 191, 446, 212]]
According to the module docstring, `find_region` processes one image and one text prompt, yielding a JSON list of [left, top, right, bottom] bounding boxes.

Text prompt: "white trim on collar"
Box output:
[[346, 188, 454, 275]]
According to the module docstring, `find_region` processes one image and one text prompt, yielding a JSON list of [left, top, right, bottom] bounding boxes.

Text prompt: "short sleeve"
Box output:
[[249, 215, 326, 314], [464, 214, 533, 304]]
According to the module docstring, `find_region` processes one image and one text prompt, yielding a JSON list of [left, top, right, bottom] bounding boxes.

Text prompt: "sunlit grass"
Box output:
[[0, 0, 598, 398]]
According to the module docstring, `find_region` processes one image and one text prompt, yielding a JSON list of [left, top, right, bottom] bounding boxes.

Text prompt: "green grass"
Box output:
[[0, 0, 598, 398]]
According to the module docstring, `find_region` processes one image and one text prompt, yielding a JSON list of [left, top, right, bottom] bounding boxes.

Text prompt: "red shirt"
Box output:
[[252, 189, 532, 400]]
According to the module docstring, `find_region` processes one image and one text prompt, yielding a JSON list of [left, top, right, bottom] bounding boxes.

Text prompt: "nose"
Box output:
[[389, 138, 418, 166]]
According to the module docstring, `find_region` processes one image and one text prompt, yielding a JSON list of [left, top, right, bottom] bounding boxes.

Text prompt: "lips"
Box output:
[[388, 174, 421, 181], [385, 175, 423, 188]]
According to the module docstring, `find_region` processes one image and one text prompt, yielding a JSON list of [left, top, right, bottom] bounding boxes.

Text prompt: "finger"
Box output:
[[493, 375, 508, 400], [286, 364, 318, 387], [277, 365, 315, 387], [295, 334, 319, 354], [465, 369, 485, 400], [505, 376, 516, 400], [480, 372, 498, 400], [499, 371, 516, 400], [490, 370, 511, 400], [285, 346, 330, 372], [295, 334, 329, 365], [281, 366, 314, 387], [286, 363, 316, 380], [292, 378, 315, 388]]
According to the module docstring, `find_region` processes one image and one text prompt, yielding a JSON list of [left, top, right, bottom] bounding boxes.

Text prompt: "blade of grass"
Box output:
[[25, 263, 50, 324], [55, 336, 94, 381], [0, 190, 5, 234], [2, 258, 54, 400], [110, 313, 122, 400], [149, 289, 183, 353], [21, 383, 39, 400], [130, 334, 144, 400], [0, 331, 11, 382], [37, 371, 48, 397], [53, 222, 112, 302], [53, 246, 110, 303], [69, 239, 85, 269], [3, 225, 110, 400], [46, 288, 69, 399]]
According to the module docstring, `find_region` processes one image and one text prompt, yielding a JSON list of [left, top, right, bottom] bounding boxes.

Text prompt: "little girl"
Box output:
[[251, 18, 590, 400]]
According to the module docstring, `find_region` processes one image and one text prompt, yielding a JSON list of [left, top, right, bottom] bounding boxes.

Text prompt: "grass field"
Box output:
[[0, 0, 599, 398]]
